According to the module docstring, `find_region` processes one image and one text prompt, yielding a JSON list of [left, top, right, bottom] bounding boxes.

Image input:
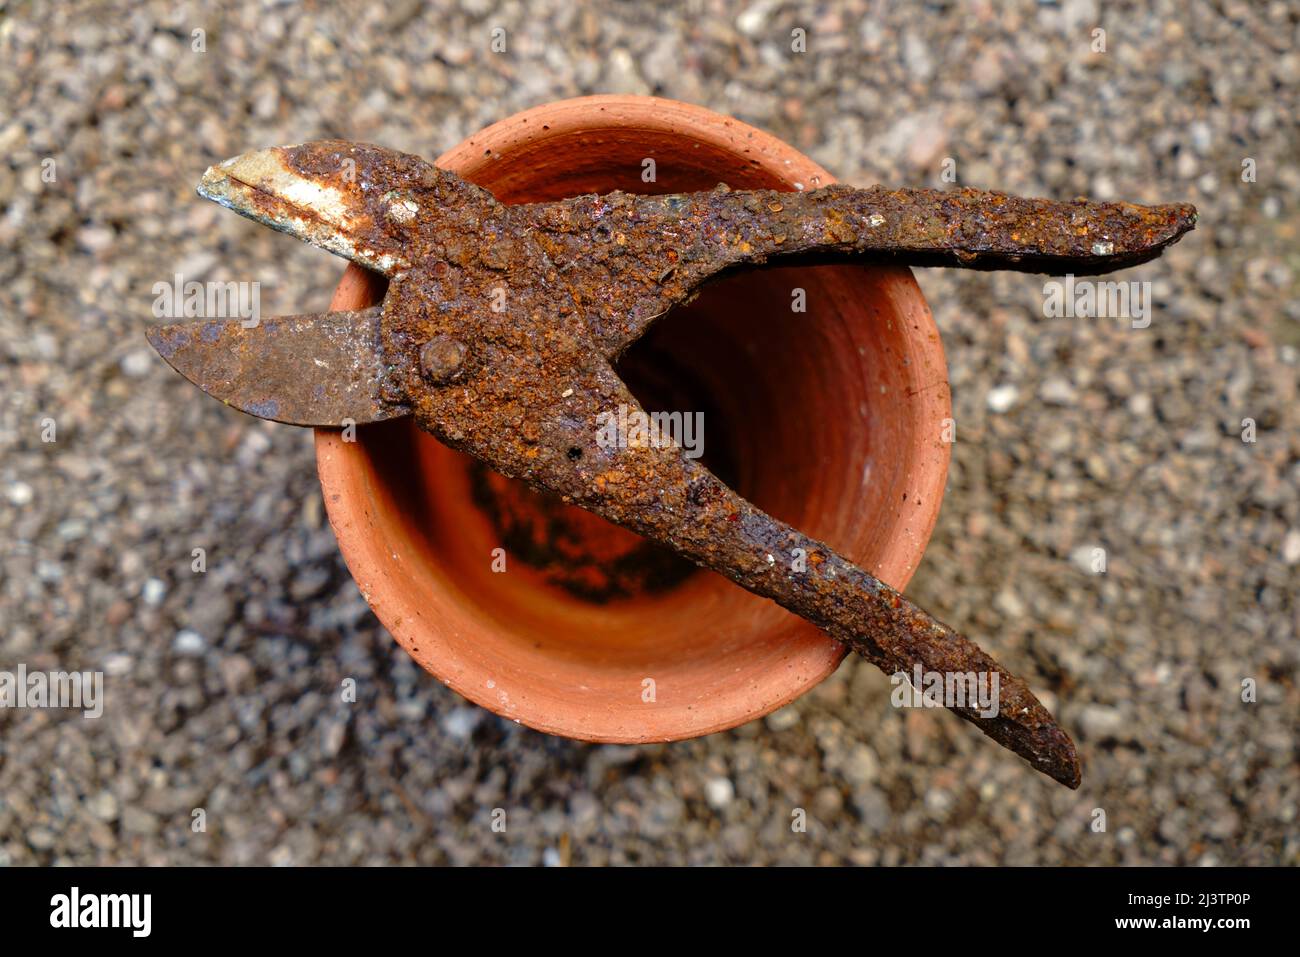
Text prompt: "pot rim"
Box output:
[[437, 93, 836, 189]]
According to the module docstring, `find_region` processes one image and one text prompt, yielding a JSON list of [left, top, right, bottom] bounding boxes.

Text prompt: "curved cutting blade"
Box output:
[[195, 142, 451, 277], [146, 307, 408, 427]]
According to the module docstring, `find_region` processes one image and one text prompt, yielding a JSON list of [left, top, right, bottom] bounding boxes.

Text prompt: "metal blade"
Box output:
[[146, 307, 408, 427], [197, 143, 416, 276]]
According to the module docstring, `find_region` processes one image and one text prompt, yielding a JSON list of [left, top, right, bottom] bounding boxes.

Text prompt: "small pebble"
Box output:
[[173, 630, 206, 655], [142, 577, 167, 606], [986, 383, 1019, 413], [765, 706, 800, 732], [6, 482, 34, 507], [120, 350, 154, 378], [1282, 530, 1300, 566], [704, 777, 735, 809]]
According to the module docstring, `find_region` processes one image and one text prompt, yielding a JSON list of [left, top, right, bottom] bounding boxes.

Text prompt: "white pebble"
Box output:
[[843, 744, 879, 786], [103, 653, 133, 676], [1282, 530, 1300, 566], [442, 706, 483, 741], [765, 706, 800, 731], [6, 481, 33, 507], [173, 629, 206, 655], [88, 791, 119, 822], [704, 776, 735, 809], [986, 384, 1019, 413], [142, 577, 167, 606], [120, 349, 154, 378], [1039, 376, 1077, 405], [1079, 704, 1126, 739], [1070, 545, 1101, 573]]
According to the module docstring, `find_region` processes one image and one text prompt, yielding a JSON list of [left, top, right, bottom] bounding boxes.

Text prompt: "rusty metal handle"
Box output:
[[698, 183, 1196, 271], [607, 459, 1082, 789], [543, 184, 1196, 357]]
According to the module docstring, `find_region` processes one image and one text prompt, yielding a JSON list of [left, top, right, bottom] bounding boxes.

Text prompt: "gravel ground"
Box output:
[[1, 0, 1297, 866]]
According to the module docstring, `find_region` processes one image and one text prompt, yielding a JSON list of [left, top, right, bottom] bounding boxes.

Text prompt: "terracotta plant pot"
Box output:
[[315, 95, 951, 742]]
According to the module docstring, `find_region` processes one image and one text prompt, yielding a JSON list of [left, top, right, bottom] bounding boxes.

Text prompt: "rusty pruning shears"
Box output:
[[148, 140, 1197, 787]]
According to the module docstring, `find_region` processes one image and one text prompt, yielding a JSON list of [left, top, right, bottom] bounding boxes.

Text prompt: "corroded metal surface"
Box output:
[[524, 183, 1197, 358], [146, 306, 407, 427], [150, 138, 1201, 787]]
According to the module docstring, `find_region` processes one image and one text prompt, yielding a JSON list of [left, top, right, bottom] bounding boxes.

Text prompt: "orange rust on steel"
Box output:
[[179, 141, 1200, 786], [146, 306, 404, 426]]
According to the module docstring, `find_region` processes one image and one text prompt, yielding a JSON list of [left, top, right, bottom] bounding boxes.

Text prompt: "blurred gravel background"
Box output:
[[1, 0, 1297, 866]]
